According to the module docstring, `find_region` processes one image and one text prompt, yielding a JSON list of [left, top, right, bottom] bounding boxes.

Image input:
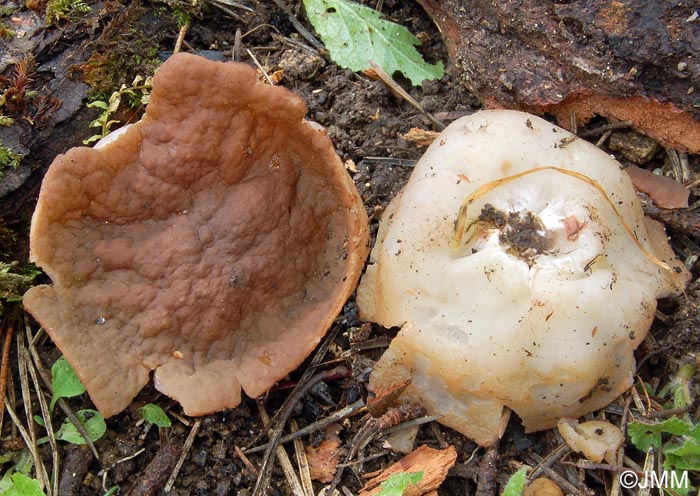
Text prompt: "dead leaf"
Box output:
[[625, 165, 689, 209], [306, 424, 342, 483]]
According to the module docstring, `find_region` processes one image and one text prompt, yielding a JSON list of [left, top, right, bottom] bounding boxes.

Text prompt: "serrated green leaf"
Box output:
[[502, 466, 529, 496], [55, 409, 106, 445], [664, 436, 700, 471], [4, 473, 46, 496], [376, 471, 423, 496], [139, 404, 171, 428], [628, 417, 695, 452], [50, 356, 86, 412], [303, 0, 443, 85]]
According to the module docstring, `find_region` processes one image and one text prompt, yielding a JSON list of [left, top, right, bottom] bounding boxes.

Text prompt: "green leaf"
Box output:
[[4, 473, 46, 496], [55, 409, 106, 445], [139, 404, 171, 428], [376, 471, 423, 496], [628, 418, 695, 452], [86, 100, 109, 110], [502, 466, 529, 496], [303, 0, 443, 85], [83, 135, 103, 145], [50, 357, 86, 412], [664, 436, 700, 471]]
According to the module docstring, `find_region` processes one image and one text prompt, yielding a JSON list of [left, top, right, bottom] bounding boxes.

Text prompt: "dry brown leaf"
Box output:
[[625, 165, 689, 209], [306, 424, 342, 483], [359, 444, 457, 496]]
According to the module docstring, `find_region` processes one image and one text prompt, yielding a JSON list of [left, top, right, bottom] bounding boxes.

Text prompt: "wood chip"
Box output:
[[359, 444, 457, 496], [400, 128, 440, 147], [367, 379, 411, 417]]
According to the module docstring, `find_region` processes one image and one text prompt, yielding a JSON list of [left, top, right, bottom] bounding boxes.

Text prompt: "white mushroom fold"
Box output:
[[357, 110, 689, 446]]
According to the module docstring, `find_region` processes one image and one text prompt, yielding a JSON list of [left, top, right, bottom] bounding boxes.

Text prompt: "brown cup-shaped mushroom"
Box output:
[[23, 53, 369, 417]]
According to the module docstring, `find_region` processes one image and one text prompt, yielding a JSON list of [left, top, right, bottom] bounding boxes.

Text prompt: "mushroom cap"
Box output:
[[358, 110, 688, 446], [23, 53, 369, 417]]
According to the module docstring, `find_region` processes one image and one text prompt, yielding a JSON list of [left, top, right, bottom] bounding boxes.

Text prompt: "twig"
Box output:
[[173, 21, 190, 54], [102, 448, 146, 492], [25, 324, 100, 461], [253, 364, 350, 495], [124, 439, 178, 496], [258, 402, 305, 496], [527, 455, 585, 496], [164, 418, 201, 492], [244, 399, 365, 455], [233, 28, 242, 62], [326, 415, 377, 495], [382, 414, 441, 436], [528, 443, 571, 481], [577, 121, 632, 138], [270, 0, 326, 52], [595, 130, 612, 148], [0, 320, 13, 434], [291, 420, 314, 496], [17, 330, 51, 493], [246, 48, 274, 85], [368, 60, 445, 131], [645, 405, 693, 419], [475, 441, 499, 496], [24, 335, 59, 496], [235, 445, 259, 477], [251, 323, 346, 495]]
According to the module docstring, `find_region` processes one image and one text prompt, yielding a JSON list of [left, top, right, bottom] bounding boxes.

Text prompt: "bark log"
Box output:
[[418, 0, 700, 152]]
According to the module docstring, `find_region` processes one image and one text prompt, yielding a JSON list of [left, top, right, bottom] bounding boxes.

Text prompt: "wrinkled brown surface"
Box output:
[[23, 53, 369, 417], [418, 0, 700, 152]]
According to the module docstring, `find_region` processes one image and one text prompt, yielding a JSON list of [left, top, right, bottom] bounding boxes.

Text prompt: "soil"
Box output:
[[1, 1, 699, 495]]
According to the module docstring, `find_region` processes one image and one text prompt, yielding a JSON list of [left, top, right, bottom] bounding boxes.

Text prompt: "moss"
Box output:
[[44, 0, 91, 24], [0, 145, 22, 175], [70, 1, 164, 97]]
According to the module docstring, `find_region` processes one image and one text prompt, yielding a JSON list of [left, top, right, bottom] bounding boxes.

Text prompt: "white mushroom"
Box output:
[[557, 418, 624, 464], [357, 110, 688, 446]]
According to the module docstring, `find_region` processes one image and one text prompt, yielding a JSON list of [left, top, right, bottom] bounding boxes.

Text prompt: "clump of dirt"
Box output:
[[478, 203, 552, 264]]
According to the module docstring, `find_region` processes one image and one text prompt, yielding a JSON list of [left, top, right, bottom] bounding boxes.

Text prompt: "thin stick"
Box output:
[[24, 333, 59, 496], [258, 402, 305, 496], [233, 28, 242, 62], [451, 166, 677, 278], [25, 326, 100, 461], [244, 399, 365, 455], [252, 365, 349, 495], [368, 60, 445, 131], [270, 0, 326, 52], [235, 445, 259, 477], [173, 21, 189, 54], [17, 330, 50, 493], [164, 418, 201, 492], [246, 48, 274, 85], [0, 321, 14, 434], [291, 420, 314, 496]]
